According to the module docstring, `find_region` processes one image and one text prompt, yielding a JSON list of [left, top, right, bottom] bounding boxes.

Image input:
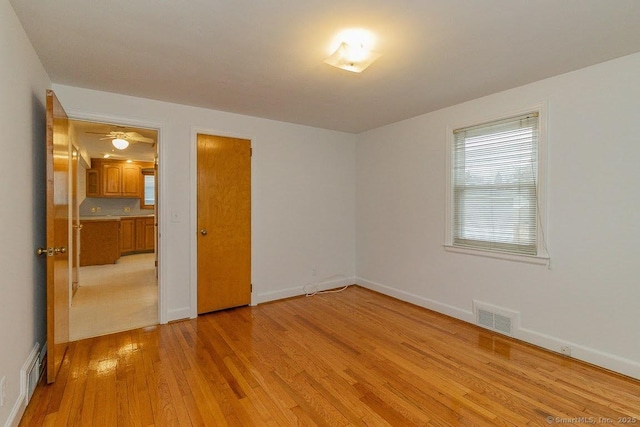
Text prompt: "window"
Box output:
[[446, 110, 547, 261], [141, 169, 155, 209]]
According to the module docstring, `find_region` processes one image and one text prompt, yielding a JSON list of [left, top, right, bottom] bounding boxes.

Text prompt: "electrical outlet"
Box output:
[[123, 207, 131, 213], [1, 376, 6, 407], [90, 207, 96, 213], [560, 346, 572, 356], [96, 207, 101, 213]]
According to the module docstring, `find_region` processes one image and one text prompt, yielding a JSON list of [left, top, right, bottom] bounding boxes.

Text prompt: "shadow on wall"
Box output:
[[31, 90, 47, 345]]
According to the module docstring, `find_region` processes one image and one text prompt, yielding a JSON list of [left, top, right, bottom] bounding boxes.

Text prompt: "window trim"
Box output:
[[141, 168, 156, 210], [444, 104, 549, 264]]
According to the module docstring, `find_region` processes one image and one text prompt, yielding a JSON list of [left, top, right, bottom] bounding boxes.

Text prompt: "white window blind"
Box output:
[[452, 113, 539, 256], [143, 174, 155, 206]]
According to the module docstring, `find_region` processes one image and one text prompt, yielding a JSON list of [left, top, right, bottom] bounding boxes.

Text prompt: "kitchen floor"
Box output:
[[70, 252, 158, 341]]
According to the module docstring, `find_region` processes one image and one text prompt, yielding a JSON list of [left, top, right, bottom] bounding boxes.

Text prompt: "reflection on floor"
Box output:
[[70, 253, 158, 341]]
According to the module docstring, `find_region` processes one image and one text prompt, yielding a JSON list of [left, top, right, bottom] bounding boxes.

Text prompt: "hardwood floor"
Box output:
[[20, 286, 640, 426]]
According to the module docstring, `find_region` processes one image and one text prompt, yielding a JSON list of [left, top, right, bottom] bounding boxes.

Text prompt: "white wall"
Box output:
[[0, 1, 51, 425], [356, 52, 640, 379], [52, 84, 357, 321]]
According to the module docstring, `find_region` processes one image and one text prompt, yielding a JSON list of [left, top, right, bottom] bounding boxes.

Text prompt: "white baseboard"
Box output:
[[356, 277, 474, 323], [356, 277, 640, 381], [4, 343, 40, 427], [5, 397, 25, 427], [516, 327, 640, 380], [254, 276, 355, 305]]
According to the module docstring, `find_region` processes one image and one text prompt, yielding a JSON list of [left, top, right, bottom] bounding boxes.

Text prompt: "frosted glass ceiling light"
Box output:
[[324, 42, 381, 73], [112, 138, 129, 150]]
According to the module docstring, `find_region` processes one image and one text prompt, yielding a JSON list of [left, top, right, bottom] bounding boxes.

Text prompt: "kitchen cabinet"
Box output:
[[145, 218, 155, 250], [86, 168, 100, 197], [121, 216, 155, 255], [80, 219, 121, 266], [122, 163, 141, 196], [136, 217, 155, 251], [120, 218, 136, 253], [86, 159, 144, 198], [102, 162, 122, 196], [102, 161, 140, 197]]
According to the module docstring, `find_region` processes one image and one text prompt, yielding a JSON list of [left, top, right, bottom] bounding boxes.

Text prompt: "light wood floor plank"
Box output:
[[20, 286, 640, 426]]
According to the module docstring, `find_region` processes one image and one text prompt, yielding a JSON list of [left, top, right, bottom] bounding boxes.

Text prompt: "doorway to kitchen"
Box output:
[[69, 119, 159, 341]]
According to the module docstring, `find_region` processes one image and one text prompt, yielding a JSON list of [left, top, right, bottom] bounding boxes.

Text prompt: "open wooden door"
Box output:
[[197, 134, 251, 314], [43, 90, 70, 383], [71, 145, 80, 296]]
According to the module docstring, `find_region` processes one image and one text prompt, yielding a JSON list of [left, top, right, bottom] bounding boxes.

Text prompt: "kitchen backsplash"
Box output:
[[80, 197, 153, 217]]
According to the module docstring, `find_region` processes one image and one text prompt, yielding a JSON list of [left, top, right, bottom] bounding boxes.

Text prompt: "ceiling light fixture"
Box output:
[[112, 138, 129, 150], [324, 42, 381, 73], [324, 29, 381, 73]]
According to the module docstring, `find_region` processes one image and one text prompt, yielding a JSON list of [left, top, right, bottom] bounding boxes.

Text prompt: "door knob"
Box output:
[[200, 229, 208, 236], [36, 247, 64, 256]]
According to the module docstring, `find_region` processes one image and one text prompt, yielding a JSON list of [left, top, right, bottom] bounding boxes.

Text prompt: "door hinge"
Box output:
[[251, 283, 253, 292], [250, 147, 252, 157]]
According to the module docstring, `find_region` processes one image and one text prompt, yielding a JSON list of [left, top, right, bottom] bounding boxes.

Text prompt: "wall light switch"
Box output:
[[90, 207, 96, 213], [171, 210, 180, 223]]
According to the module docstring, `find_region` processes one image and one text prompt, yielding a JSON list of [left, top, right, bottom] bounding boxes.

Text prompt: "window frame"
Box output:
[[141, 168, 156, 210], [444, 105, 549, 265]]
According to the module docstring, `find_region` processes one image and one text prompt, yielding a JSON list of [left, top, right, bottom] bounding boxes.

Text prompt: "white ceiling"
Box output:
[[71, 120, 157, 162], [10, 0, 640, 133]]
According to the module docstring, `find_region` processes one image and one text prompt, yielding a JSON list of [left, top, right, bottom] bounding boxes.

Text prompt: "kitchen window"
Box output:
[[445, 109, 548, 263], [141, 168, 155, 209]]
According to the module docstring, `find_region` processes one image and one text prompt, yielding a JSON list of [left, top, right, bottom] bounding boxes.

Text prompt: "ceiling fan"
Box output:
[[86, 130, 155, 150]]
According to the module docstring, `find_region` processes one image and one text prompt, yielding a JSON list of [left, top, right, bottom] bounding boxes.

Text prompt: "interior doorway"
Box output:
[[69, 119, 159, 340]]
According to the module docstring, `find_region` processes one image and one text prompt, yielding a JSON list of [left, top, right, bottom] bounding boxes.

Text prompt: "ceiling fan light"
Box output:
[[112, 138, 129, 150]]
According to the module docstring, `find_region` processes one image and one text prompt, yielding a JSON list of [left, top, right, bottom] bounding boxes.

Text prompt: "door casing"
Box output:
[[65, 111, 165, 322]]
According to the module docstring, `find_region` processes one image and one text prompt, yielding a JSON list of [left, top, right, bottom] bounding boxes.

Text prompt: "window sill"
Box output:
[[443, 244, 549, 266]]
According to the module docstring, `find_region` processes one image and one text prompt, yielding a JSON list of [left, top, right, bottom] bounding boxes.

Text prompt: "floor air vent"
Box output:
[[473, 301, 519, 336]]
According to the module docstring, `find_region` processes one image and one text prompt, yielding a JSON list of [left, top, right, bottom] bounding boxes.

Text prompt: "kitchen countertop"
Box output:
[[80, 214, 154, 221], [80, 215, 121, 221]]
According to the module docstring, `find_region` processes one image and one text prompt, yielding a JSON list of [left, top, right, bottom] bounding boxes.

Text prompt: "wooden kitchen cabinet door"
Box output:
[[86, 168, 100, 197], [135, 218, 146, 250], [144, 218, 155, 250], [122, 163, 141, 197], [102, 163, 122, 196], [120, 218, 135, 254]]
